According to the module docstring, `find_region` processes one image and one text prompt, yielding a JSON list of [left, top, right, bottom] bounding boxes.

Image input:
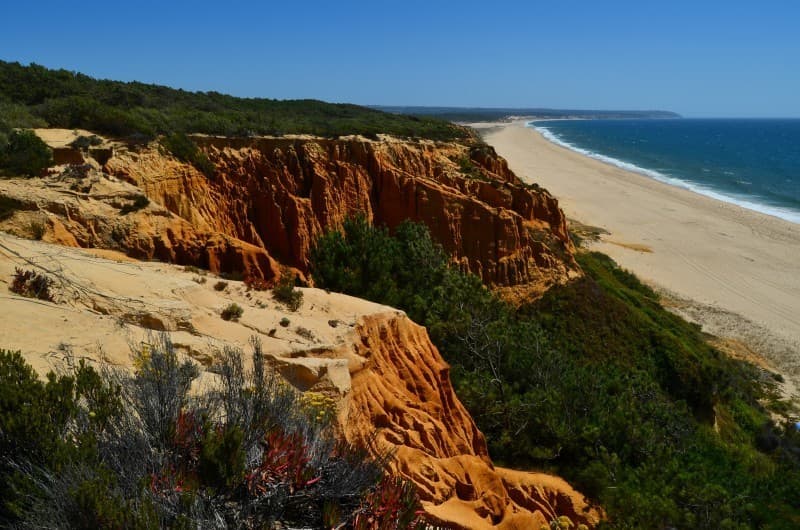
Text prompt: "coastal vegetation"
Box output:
[[310, 216, 800, 529], [0, 128, 52, 177], [159, 133, 215, 177], [271, 275, 304, 312], [0, 61, 470, 142], [0, 337, 424, 528]]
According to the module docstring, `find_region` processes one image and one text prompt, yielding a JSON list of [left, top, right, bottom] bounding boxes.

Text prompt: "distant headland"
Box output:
[[373, 105, 682, 122]]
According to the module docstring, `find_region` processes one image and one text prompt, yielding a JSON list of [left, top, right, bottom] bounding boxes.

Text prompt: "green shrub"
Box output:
[[0, 349, 122, 523], [220, 270, 244, 281], [118, 194, 149, 215], [160, 133, 215, 178], [0, 100, 46, 131], [272, 275, 303, 311], [309, 218, 800, 529], [220, 303, 243, 321], [28, 219, 46, 239], [213, 280, 228, 291], [69, 134, 102, 150], [295, 327, 314, 341], [0, 129, 52, 177]]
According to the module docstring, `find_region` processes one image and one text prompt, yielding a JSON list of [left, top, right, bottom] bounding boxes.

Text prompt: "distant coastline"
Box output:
[[373, 105, 681, 123]]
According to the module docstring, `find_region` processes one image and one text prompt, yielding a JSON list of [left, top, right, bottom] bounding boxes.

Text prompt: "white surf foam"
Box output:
[[527, 121, 800, 224]]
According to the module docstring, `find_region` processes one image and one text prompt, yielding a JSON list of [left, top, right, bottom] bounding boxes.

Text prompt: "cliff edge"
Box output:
[[105, 133, 579, 297], [0, 233, 598, 528]]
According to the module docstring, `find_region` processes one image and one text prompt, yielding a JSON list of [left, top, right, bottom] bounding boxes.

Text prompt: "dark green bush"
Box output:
[[69, 135, 103, 150], [160, 133, 215, 178], [310, 218, 800, 529], [119, 194, 149, 215], [28, 219, 46, 240], [272, 274, 303, 311], [0, 129, 52, 177], [0, 349, 122, 523], [220, 303, 243, 321]]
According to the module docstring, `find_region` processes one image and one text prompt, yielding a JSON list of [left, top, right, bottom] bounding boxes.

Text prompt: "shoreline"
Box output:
[[526, 120, 800, 225], [477, 120, 800, 396]]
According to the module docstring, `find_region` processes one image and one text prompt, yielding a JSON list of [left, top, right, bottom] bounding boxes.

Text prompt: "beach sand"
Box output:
[[479, 121, 800, 394]]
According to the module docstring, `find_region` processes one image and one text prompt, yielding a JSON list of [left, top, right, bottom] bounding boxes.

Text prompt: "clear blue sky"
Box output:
[[2, 0, 799, 117]]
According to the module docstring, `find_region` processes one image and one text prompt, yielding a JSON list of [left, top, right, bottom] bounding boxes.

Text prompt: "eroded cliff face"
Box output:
[[0, 158, 280, 283], [0, 130, 596, 527], [1, 234, 598, 529], [105, 135, 579, 294], [343, 314, 600, 529]]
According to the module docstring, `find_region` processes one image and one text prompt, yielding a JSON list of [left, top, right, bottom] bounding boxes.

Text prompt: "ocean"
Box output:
[[528, 118, 800, 224]]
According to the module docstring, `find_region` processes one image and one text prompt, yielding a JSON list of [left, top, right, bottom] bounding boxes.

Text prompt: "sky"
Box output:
[[1, 0, 799, 117]]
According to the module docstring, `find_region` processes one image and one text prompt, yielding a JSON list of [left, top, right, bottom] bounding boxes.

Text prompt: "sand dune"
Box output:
[[480, 121, 800, 393]]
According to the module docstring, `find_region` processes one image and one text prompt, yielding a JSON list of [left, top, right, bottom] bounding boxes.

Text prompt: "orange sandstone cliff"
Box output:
[[105, 135, 579, 294], [342, 314, 600, 529]]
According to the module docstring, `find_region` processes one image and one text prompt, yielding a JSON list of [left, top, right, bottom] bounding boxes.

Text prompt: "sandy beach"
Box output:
[[479, 121, 800, 390]]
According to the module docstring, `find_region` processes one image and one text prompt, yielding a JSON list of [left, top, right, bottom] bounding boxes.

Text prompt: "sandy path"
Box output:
[[479, 121, 800, 387]]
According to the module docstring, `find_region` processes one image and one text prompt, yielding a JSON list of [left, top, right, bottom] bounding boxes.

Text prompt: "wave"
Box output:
[[527, 121, 800, 224]]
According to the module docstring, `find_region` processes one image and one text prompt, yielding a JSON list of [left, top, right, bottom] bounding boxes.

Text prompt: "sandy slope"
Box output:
[[479, 121, 800, 393], [0, 230, 395, 387]]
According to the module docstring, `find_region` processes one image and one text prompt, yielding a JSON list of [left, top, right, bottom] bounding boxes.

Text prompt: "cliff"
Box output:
[[343, 314, 600, 529], [0, 130, 596, 527], [104, 134, 579, 295], [0, 130, 280, 282], [0, 234, 599, 528]]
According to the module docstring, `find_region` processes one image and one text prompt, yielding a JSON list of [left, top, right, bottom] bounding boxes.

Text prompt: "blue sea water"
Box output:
[[528, 119, 800, 224]]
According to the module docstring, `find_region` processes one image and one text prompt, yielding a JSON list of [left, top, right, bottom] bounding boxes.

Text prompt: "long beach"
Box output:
[[479, 120, 800, 390]]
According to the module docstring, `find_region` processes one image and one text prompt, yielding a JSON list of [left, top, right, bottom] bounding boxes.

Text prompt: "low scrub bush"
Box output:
[[68, 135, 102, 150], [183, 265, 203, 274], [295, 326, 314, 341], [160, 133, 215, 178], [118, 194, 149, 215], [244, 277, 270, 291], [272, 274, 303, 311], [0, 129, 52, 177], [1, 336, 425, 528], [28, 219, 46, 240], [220, 270, 244, 281], [220, 303, 243, 321], [9, 267, 55, 301]]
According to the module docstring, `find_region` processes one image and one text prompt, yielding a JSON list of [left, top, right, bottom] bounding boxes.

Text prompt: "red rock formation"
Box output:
[[106, 136, 579, 293], [343, 314, 600, 529], [0, 176, 280, 282]]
